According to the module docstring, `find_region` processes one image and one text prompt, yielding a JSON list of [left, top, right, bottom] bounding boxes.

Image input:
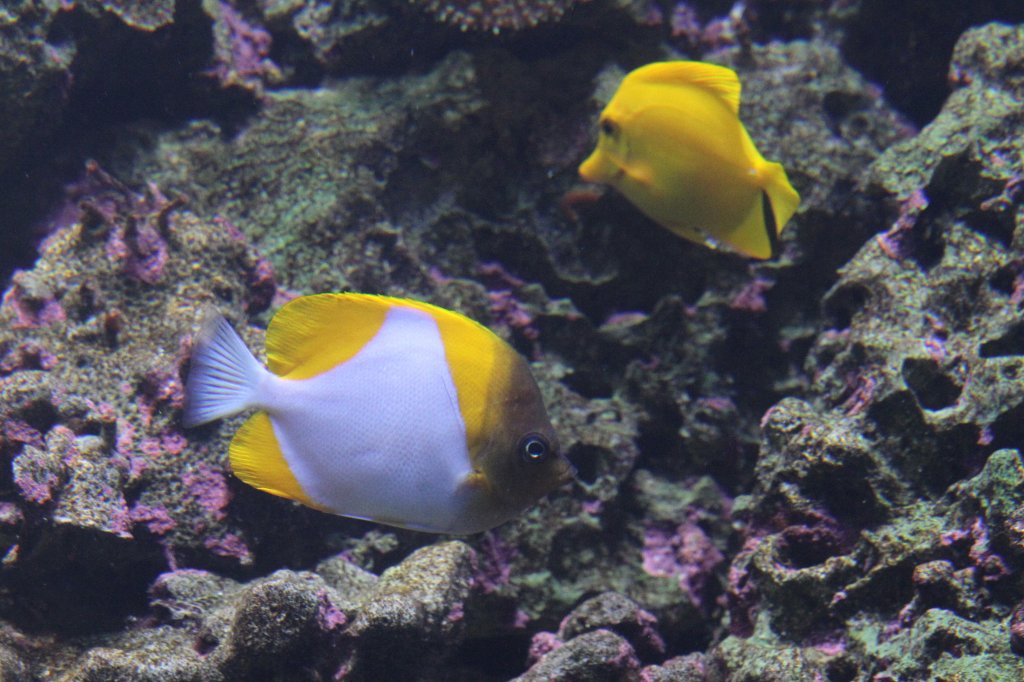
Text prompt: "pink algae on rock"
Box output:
[[206, 1, 281, 94], [183, 463, 232, 522], [527, 630, 564, 665], [472, 530, 516, 594], [0, 159, 278, 572], [317, 590, 348, 631], [642, 521, 725, 612], [204, 532, 252, 563], [130, 504, 178, 536], [1, 282, 66, 329]]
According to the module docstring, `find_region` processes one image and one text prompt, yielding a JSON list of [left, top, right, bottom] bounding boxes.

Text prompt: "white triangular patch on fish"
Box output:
[[260, 304, 472, 532]]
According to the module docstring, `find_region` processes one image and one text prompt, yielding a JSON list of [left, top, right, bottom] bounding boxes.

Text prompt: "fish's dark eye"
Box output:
[[519, 434, 550, 463], [600, 119, 617, 137]]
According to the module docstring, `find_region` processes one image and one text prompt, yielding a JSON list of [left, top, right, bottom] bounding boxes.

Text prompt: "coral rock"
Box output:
[[515, 628, 641, 682], [558, 591, 665, 661], [212, 571, 344, 680], [345, 541, 476, 678], [416, 0, 581, 33]]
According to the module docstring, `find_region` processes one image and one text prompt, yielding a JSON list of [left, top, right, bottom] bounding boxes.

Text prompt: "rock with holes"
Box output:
[[948, 449, 1024, 564], [810, 218, 1023, 493], [712, 21, 1024, 681], [44, 555, 374, 681], [803, 28, 1024, 502]]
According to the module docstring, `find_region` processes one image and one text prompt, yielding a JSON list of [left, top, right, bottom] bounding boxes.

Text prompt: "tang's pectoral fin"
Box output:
[[620, 160, 656, 188]]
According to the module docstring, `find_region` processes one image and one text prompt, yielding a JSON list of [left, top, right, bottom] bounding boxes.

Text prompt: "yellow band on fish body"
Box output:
[[432, 307, 513, 463], [381, 297, 515, 463]]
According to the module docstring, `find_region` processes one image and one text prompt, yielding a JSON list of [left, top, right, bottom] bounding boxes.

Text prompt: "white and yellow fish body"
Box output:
[[579, 61, 800, 259], [183, 294, 573, 534]]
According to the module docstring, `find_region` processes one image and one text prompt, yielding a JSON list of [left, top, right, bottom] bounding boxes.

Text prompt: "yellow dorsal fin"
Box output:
[[229, 411, 323, 509], [627, 61, 741, 115], [266, 293, 391, 380]]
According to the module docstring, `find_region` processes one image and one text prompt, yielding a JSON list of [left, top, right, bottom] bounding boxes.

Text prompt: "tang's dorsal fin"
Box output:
[[626, 61, 741, 114]]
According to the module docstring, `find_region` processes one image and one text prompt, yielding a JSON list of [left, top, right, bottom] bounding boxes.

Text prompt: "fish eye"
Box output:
[[599, 119, 617, 137], [519, 434, 550, 463]]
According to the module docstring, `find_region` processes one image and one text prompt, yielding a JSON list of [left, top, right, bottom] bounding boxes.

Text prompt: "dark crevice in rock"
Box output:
[[561, 369, 615, 399], [823, 282, 870, 332], [455, 632, 533, 680], [775, 524, 851, 570], [988, 402, 1024, 454], [565, 443, 606, 486], [980, 323, 1024, 358], [2, 525, 166, 635], [901, 357, 963, 410], [839, 0, 1024, 127]]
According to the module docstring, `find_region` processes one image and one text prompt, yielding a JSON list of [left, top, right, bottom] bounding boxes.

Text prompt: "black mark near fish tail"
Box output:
[[762, 190, 780, 260]]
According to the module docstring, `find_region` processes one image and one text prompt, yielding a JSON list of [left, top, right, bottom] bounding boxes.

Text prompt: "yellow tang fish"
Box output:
[[579, 61, 800, 259], [183, 294, 574, 534]]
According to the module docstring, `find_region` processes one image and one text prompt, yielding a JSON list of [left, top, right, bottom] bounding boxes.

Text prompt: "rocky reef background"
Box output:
[[1, 0, 1023, 680]]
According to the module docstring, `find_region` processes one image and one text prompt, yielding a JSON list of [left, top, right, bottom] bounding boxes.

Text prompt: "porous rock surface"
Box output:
[[0, 1, 1022, 680]]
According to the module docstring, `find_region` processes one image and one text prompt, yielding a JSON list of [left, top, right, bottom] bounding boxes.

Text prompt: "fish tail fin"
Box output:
[[761, 160, 800, 236], [183, 312, 266, 427]]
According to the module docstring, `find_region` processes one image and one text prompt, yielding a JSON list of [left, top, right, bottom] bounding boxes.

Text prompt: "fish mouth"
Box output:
[[578, 151, 604, 183]]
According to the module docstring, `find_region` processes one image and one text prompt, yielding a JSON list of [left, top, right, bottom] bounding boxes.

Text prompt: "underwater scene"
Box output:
[[1, 0, 1024, 680]]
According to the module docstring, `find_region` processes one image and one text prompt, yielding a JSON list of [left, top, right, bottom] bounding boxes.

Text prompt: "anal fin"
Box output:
[[229, 412, 321, 510]]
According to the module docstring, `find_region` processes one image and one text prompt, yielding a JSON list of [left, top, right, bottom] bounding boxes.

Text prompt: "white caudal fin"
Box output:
[[182, 311, 266, 428]]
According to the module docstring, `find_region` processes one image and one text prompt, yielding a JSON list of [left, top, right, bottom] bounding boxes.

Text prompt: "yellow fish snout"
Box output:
[[578, 117, 626, 185], [578, 150, 603, 183]]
